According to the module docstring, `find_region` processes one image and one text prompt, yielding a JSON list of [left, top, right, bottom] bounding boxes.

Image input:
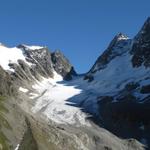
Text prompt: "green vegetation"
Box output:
[[0, 96, 6, 103], [19, 126, 38, 150], [0, 96, 8, 113], [0, 131, 9, 150], [0, 96, 11, 149], [0, 96, 11, 130], [0, 114, 12, 130]]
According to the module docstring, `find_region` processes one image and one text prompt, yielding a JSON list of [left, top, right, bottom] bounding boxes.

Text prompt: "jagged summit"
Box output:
[[51, 49, 77, 80], [107, 32, 129, 49], [53, 49, 62, 54], [85, 33, 131, 75], [131, 17, 150, 67], [144, 16, 150, 26], [134, 17, 150, 41], [142, 16, 150, 27], [114, 32, 129, 40]]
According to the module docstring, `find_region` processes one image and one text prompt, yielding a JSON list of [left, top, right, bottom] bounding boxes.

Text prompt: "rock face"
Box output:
[[131, 17, 150, 68], [0, 66, 15, 96], [16, 45, 77, 81], [17, 45, 54, 79], [51, 50, 77, 80], [18, 119, 38, 150]]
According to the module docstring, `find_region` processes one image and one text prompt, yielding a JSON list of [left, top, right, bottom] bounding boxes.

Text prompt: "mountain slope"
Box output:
[[83, 17, 150, 148]]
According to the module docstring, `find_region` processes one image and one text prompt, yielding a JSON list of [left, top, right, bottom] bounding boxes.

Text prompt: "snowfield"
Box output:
[[0, 44, 31, 71], [31, 72, 91, 126], [90, 52, 150, 94]]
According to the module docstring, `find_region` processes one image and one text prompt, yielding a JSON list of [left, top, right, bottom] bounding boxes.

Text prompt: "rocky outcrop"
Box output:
[[19, 119, 38, 150], [51, 50, 77, 80], [0, 66, 16, 96], [18, 45, 54, 79], [16, 45, 77, 81], [131, 17, 150, 68], [97, 90, 150, 148]]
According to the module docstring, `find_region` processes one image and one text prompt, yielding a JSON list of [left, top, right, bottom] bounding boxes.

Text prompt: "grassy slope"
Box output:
[[0, 96, 11, 150]]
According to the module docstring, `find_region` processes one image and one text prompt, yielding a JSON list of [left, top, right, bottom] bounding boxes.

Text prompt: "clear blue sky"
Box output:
[[0, 0, 149, 73]]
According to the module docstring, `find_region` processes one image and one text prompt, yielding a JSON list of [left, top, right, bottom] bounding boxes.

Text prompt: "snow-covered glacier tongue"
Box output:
[[31, 72, 91, 126]]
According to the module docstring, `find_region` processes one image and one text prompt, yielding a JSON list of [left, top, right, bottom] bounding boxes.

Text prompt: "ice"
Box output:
[[31, 72, 91, 126]]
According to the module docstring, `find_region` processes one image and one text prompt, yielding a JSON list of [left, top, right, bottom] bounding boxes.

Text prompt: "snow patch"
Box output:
[[14, 144, 20, 150], [19, 87, 29, 93], [29, 93, 39, 99], [0, 45, 31, 71]]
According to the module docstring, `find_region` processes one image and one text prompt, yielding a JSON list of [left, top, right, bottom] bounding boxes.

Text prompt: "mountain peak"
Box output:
[[115, 32, 129, 40], [85, 33, 131, 76], [131, 17, 150, 68], [145, 16, 150, 25], [134, 17, 150, 41], [108, 33, 129, 50], [142, 17, 150, 31], [51, 49, 77, 80], [54, 49, 62, 53], [142, 16, 150, 28], [53, 49, 64, 56]]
